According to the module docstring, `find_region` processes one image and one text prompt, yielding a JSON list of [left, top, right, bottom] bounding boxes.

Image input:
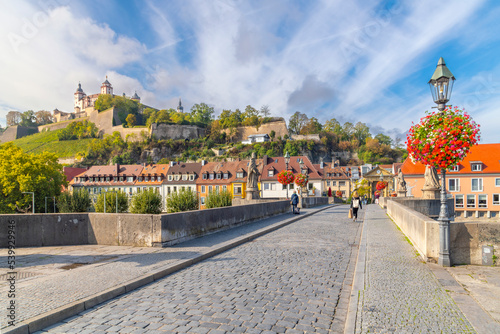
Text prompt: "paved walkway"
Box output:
[[2, 204, 499, 334]]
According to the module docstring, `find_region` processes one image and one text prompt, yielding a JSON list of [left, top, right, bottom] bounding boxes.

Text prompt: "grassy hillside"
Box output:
[[13, 129, 92, 158]]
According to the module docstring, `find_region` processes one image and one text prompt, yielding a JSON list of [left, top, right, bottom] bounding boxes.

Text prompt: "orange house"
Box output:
[[401, 143, 500, 219], [197, 161, 236, 210]]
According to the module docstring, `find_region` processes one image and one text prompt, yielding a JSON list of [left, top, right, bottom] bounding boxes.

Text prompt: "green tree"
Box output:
[[340, 122, 354, 141], [205, 189, 232, 209], [375, 133, 393, 146], [352, 122, 371, 145], [58, 120, 99, 141], [269, 130, 276, 141], [0, 143, 66, 213], [190, 103, 214, 127], [6, 111, 22, 126], [94, 191, 128, 213], [126, 114, 137, 128], [324, 118, 342, 134], [288, 111, 308, 135], [166, 188, 199, 213], [58, 189, 92, 213], [20, 110, 36, 127], [130, 188, 163, 214], [301, 117, 322, 134]]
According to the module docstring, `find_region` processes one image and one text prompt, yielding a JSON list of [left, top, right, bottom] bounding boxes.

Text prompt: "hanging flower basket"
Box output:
[[277, 170, 294, 185], [336, 190, 342, 197], [376, 181, 388, 191], [390, 192, 397, 197], [406, 106, 480, 170], [295, 173, 308, 188], [374, 190, 381, 196]]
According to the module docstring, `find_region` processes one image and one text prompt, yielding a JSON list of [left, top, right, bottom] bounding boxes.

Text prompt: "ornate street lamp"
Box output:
[[284, 151, 290, 199], [429, 57, 455, 267], [298, 158, 304, 196], [429, 57, 456, 112]]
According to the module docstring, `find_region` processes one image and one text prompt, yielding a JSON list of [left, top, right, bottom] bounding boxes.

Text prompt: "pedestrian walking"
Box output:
[[351, 191, 362, 222], [290, 191, 299, 214]]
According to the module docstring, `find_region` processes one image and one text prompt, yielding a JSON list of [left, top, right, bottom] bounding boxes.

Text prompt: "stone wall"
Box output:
[[0, 125, 38, 143], [300, 197, 329, 208], [386, 199, 500, 265], [391, 197, 454, 218], [151, 123, 206, 141], [0, 200, 290, 248], [88, 107, 117, 136], [224, 121, 289, 142], [38, 118, 89, 133]]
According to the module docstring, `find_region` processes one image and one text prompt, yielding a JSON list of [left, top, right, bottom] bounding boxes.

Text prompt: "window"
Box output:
[[308, 183, 313, 190], [106, 177, 110, 181], [282, 184, 287, 190], [493, 194, 500, 205], [189, 175, 194, 181], [331, 181, 337, 186], [339, 181, 346, 186], [268, 170, 274, 177], [236, 172, 244, 178], [467, 195, 475, 208], [216, 173, 221, 179], [127, 177, 133, 182], [167, 187, 171, 194], [234, 185, 242, 195], [173, 186, 177, 192], [208, 186, 213, 193], [264, 183, 270, 190], [201, 197, 205, 205], [223, 173, 228, 179], [209, 173, 214, 180], [168, 175, 172, 181], [93, 187, 97, 194], [201, 185, 206, 193], [203, 173, 207, 180], [448, 179, 460, 192], [289, 183, 294, 190], [129, 188, 132, 195], [496, 178, 500, 187], [215, 186, 219, 192], [182, 174, 188, 181], [471, 163, 482, 171], [455, 195, 464, 208], [471, 178, 483, 191], [175, 175, 180, 181], [145, 176, 149, 182], [327, 181, 330, 186], [223, 185, 227, 191], [157, 176, 161, 181], [181, 186, 185, 191], [450, 165, 460, 172], [478, 194, 487, 208]]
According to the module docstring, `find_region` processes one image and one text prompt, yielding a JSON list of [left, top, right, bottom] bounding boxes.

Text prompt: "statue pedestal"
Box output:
[[245, 187, 260, 200], [397, 190, 407, 197], [422, 187, 440, 199]]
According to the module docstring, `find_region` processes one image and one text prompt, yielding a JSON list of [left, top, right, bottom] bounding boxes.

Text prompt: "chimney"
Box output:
[[116, 163, 120, 174], [263, 155, 268, 166], [170, 161, 176, 167], [320, 157, 324, 169], [201, 160, 206, 166]]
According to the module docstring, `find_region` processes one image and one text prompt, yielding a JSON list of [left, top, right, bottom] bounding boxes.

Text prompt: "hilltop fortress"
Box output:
[[0, 77, 287, 145]]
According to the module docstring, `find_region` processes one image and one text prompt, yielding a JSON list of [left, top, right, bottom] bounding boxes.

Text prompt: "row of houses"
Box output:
[[400, 143, 500, 219], [68, 155, 380, 210]]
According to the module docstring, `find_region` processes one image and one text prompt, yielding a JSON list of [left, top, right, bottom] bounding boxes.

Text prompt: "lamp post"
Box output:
[[284, 151, 290, 199], [429, 57, 456, 267], [298, 158, 305, 197], [23, 192, 35, 214]]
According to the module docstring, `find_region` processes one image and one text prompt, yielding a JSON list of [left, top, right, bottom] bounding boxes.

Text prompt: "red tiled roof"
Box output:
[[63, 167, 87, 183], [135, 164, 170, 186], [323, 163, 350, 180], [401, 143, 500, 175], [260, 156, 322, 181]]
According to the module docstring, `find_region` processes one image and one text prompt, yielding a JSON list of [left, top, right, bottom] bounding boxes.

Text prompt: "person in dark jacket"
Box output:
[[350, 191, 362, 222], [290, 191, 299, 214]]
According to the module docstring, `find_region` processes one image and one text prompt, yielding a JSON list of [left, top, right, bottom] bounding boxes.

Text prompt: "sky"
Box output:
[[0, 0, 499, 143]]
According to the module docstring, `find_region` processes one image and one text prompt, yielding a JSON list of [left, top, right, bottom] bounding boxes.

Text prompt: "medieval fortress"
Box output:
[[0, 76, 288, 145]]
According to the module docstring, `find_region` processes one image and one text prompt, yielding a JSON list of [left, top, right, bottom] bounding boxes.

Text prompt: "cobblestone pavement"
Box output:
[[40, 206, 361, 333], [355, 205, 476, 333], [0, 207, 324, 326]]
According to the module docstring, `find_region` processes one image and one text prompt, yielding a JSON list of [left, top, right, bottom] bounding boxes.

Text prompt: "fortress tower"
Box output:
[[100, 76, 113, 95]]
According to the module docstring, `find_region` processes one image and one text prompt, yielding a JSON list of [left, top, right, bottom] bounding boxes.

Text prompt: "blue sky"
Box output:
[[1, 0, 499, 143]]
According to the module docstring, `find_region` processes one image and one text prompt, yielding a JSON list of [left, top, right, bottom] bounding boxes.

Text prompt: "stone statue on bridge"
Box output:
[[246, 152, 260, 200], [397, 168, 407, 197], [422, 165, 440, 199]]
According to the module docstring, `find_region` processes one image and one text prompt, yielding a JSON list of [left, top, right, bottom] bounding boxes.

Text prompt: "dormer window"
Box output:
[[168, 175, 172, 181], [157, 176, 162, 181], [450, 165, 460, 172], [138, 176, 143, 182], [471, 163, 482, 171], [236, 172, 244, 178], [216, 173, 221, 179], [268, 169, 274, 177], [182, 174, 188, 181], [189, 174, 194, 181], [145, 176, 149, 182], [209, 173, 214, 180], [223, 173, 228, 179], [202, 173, 207, 180]]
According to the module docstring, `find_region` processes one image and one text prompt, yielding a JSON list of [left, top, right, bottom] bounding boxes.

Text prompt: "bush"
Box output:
[[205, 190, 232, 209], [94, 191, 128, 213], [166, 188, 199, 213], [130, 188, 163, 214], [58, 189, 92, 213]]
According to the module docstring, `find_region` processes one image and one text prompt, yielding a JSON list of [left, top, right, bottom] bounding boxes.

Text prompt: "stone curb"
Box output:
[[4, 204, 335, 334]]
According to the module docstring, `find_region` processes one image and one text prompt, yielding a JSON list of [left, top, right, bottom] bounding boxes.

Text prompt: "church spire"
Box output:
[[177, 97, 183, 112]]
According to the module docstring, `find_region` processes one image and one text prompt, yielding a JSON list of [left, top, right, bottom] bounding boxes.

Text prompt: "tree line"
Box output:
[[6, 110, 54, 127]]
